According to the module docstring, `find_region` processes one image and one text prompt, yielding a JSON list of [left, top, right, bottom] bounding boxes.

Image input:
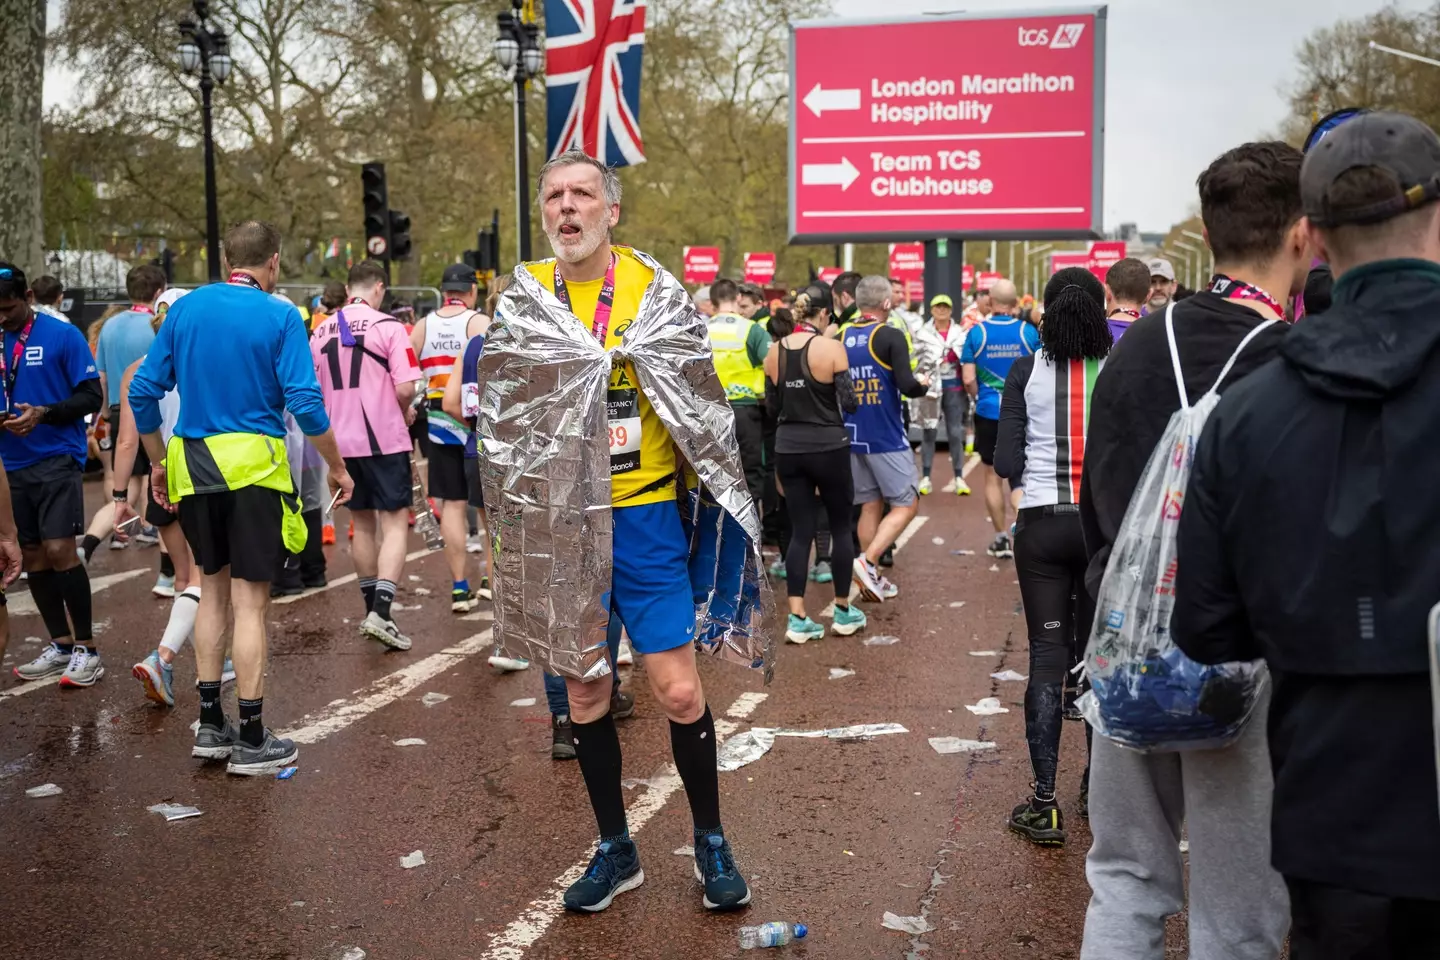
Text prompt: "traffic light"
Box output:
[[389, 209, 412, 261], [361, 162, 390, 260]]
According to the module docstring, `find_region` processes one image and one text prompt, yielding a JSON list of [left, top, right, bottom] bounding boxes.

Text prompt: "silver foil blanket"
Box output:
[[477, 250, 775, 683], [908, 319, 944, 427]]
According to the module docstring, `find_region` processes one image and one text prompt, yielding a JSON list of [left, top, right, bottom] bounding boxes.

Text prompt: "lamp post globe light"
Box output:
[[494, 0, 545, 263], [176, 0, 231, 283]]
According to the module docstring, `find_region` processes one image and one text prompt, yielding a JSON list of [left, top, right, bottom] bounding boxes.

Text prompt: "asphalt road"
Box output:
[[0, 461, 1168, 960]]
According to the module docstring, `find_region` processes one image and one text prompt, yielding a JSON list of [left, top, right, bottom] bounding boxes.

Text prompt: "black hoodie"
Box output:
[[1173, 258, 1440, 899]]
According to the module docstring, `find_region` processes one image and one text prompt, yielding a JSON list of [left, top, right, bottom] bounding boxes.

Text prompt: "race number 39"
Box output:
[[607, 388, 642, 474]]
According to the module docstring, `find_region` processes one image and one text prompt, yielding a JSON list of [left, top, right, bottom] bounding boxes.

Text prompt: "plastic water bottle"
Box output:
[[738, 922, 807, 949]]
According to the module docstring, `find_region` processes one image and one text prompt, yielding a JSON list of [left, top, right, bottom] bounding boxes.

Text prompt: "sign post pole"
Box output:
[[923, 238, 965, 310]]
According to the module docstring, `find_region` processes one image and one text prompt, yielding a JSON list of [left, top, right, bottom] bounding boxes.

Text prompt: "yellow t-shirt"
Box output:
[[525, 247, 677, 507]]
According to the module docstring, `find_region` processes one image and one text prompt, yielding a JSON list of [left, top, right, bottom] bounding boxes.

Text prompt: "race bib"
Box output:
[[607, 388, 642, 474], [460, 381, 480, 419]]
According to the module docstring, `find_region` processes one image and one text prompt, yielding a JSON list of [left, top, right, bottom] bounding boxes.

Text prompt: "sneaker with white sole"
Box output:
[[152, 574, 176, 598], [58, 645, 105, 688], [133, 651, 175, 707], [13, 643, 70, 681], [226, 730, 298, 776], [851, 557, 883, 603], [465, 534, 484, 554], [192, 718, 238, 760], [831, 604, 867, 636], [360, 611, 412, 651], [880, 576, 899, 600], [955, 477, 972, 496], [785, 614, 825, 644], [477, 576, 493, 601], [451, 589, 477, 614], [616, 636, 634, 666], [563, 839, 644, 912], [918, 476, 933, 496], [987, 533, 1014, 559], [487, 647, 530, 672], [135, 525, 160, 546], [809, 561, 833, 584]]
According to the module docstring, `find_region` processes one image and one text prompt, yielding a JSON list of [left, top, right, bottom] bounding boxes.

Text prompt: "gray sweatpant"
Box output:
[[1080, 690, 1289, 960]]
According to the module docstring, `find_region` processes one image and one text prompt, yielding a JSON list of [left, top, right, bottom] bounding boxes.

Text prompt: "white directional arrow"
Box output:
[[801, 157, 860, 190], [803, 82, 861, 117]]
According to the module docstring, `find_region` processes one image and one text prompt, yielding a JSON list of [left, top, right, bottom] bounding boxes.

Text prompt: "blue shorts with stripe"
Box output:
[[605, 499, 696, 656]]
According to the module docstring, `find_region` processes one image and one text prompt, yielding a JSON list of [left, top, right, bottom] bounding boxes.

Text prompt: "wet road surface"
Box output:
[[0, 463, 1184, 959]]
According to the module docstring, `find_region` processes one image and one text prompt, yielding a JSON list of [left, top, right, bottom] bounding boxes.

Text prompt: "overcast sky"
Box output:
[[44, 0, 1431, 234]]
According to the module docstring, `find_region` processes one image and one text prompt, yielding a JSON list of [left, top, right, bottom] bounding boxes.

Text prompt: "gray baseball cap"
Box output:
[[1302, 111, 1440, 227], [1147, 258, 1176, 282]]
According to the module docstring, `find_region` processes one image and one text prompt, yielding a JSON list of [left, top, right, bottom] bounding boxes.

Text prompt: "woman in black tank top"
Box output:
[[763, 286, 865, 644]]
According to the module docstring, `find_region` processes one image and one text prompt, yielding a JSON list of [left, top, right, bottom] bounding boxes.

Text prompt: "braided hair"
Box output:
[[1040, 267, 1112, 363]]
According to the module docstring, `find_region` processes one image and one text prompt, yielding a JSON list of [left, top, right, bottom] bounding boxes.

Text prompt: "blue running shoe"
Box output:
[[693, 832, 751, 910], [563, 839, 644, 912], [831, 604, 867, 637], [785, 614, 825, 644], [809, 561, 833, 584], [132, 651, 175, 707]]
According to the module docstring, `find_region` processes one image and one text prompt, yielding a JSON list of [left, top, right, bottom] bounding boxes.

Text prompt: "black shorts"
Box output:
[[179, 486, 283, 583], [145, 479, 179, 528], [428, 443, 469, 502], [344, 451, 412, 512], [464, 455, 485, 510], [10, 455, 85, 546], [107, 406, 151, 477], [409, 409, 431, 457], [974, 414, 999, 466]]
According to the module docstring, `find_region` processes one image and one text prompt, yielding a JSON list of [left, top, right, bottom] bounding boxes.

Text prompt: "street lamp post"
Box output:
[[177, 0, 232, 284], [1182, 229, 1213, 284], [1173, 240, 1201, 289], [494, 0, 545, 264]]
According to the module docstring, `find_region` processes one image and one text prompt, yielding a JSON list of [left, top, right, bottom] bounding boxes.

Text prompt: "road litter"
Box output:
[[509, 697, 537, 707], [991, 670, 1028, 682], [966, 697, 1009, 716], [928, 737, 997, 755], [413, 587, 432, 596], [25, 784, 62, 798], [862, 635, 900, 646], [400, 850, 426, 869], [931, 536, 945, 545], [393, 738, 427, 747], [420, 692, 450, 707], [1179, 839, 1190, 853], [621, 778, 662, 790], [881, 912, 930, 934], [147, 802, 203, 821], [332, 949, 367, 960], [988, 564, 1000, 572], [277, 767, 299, 780], [843, 850, 855, 856], [674, 845, 694, 857], [950, 549, 975, 556], [23, 635, 42, 645], [948, 601, 966, 608], [828, 667, 855, 680], [967, 650, 998, 657], [407, 575, 420, 582], [718, 723, 908, 771]]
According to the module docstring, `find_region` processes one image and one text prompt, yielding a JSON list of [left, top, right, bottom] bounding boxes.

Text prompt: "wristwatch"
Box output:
[[112, 489, 128, 503]]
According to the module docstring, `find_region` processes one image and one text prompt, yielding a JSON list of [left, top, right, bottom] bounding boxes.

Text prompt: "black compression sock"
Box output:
[[238, 697, 265, 747], [359, 577, 377, 614], [197, 681, 224, 729], [572, 713, 629, 841], [373, 579, 396, 620], [670, 706, 722, 834], [58, 564, 93, 645], [27, 570, 72, 646], [80, 535, 101, 563], [159, 552, 175, 578]]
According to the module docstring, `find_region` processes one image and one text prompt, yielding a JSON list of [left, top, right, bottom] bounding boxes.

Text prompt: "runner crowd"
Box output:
[[0, 107, 1434, 954]]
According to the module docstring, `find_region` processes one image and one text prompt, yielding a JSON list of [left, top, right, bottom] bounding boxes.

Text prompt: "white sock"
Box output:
[[159, 587, 202, 656]]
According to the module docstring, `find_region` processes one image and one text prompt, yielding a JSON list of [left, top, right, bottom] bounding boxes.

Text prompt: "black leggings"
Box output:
[[776, 448, 854, 602], [1014, 508, 1095, 799]]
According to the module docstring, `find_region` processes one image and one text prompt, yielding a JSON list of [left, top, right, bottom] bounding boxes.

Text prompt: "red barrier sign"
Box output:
[[1050, 240, 1126, 285], [743, 252, 777, 285], [978, 271, 1002, 291], [962, 264, 975, 290], [683, 246, 721, 285], [889, 243, 925, 303], [790, 8, 1106, 244], [817, 266, 843, 285]]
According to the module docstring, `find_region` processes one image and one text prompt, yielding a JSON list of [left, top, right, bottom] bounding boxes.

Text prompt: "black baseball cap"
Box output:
[[1302, 111, 1440, 227], [0, 262, 27, 298], [441, 263, 477, 291]]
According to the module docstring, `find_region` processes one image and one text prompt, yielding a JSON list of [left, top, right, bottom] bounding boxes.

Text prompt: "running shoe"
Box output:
[[987, 533, 1014, 559], [693, 832, 751, 910], [302, 574, 328, 589], [321, 523, 336, 545], [135, 525, 160, 546], [360, 611, 412, 651], [879, 577, 899, 601], [918, 476, 933, 496], [955, 477, 972, 496], [851, 557, 883, 603], [564, 839, 644, 912], [477, 576, 493, 601], [58, 645, 104, 688], [226, 729, 299, 776], [133, 651, 174, 707], [965, 439, 975, 455], [552, 714, 576, 760], [767, 559, 787, 580], [465, 534, 484, 554], [192, 718, 238, 760], [878, 545, 895, 568], [1078, 783, 1089, 820], [809, 561, 833, 584], [109, 534, 129, 550], [13, 643, 69, 681], [487, 647, 530, 672], [616, 635, 634, 665], [831, 604, 867, 637], [452, 589, 478, 614], [611, 686, 635, 720], [152, 574, 176, 598], [1008, 797, 1066, 847], [785, 614, 825, 644], [270, 582, 304, 598]]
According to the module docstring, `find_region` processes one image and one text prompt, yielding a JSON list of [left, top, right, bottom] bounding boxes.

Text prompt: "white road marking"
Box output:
[[6, 567, 149, 618], [961, 452, 980, 479], [0, 674, 59, 700], [726, 691, 768, 719], [480, 698, 746, 960], [280, 629, 493, 745], [272, 548, 432, 605]]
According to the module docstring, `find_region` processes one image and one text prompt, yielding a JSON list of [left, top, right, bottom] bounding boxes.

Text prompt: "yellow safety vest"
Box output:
[[165, 433, 307, 553], [708, 313, 765, 402]]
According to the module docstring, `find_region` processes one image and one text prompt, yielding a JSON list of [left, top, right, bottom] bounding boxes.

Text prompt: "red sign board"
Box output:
[[978, 271, 1002, 291], [962, 264, 975, 290], [817, 266, 843, 285], [790, 8, 1106, 244], [888, 243, 925, 303], [683, 246, 720, 285], [1050, 240, 1126, 285], [743, 252, 777, 285]]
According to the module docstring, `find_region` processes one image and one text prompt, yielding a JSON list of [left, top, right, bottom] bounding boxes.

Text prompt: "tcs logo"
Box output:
[[1018, 23, 1086, 49]]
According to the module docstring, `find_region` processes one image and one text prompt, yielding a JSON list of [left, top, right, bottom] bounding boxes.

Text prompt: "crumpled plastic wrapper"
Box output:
[[908, 317, 945, 429], [478, 250, 774, 683]]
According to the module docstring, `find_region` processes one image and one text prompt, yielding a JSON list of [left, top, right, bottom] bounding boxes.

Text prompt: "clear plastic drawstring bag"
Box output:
[[1079, 304, 1277, 752]]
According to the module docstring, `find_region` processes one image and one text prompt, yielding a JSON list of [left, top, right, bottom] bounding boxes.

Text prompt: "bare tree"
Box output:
[[0, 0, 45, 274]]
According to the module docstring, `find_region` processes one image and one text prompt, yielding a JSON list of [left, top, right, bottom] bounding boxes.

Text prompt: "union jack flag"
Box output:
[[544, 0, 647, 168]]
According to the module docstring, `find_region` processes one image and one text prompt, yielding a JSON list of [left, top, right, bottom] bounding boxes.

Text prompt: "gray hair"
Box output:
[[536, 149, 623, 206], [855, 275, 892, 312]]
